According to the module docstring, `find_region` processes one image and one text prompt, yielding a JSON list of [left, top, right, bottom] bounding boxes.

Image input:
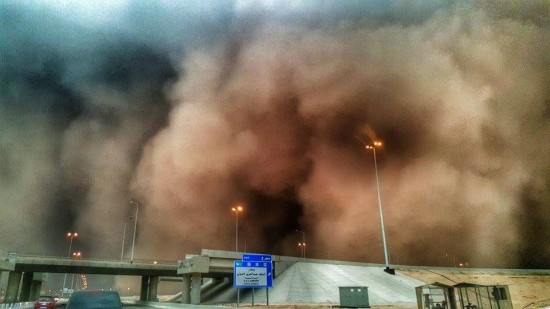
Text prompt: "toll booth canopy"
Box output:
[[416, 282, 512, 309], [416, 282, 454, 309]]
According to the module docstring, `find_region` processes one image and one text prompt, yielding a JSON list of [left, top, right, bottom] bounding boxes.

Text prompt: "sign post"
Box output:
[[234, 254, 273, 306], [233, 260, 272, 288]]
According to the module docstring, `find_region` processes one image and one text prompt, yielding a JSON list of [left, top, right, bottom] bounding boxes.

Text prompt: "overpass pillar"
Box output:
[[147, 276, 159, 302], [19, 271, 34, 301], [30, 273, 47, 301], [5, 271, 22, 304], [190, 273, 202, 305], [140, 275, 150, 301], [30, 280, 42, 301], [181, 275, 191, 304]]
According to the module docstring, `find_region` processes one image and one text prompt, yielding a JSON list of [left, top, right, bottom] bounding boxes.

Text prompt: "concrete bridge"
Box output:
[[0, 249, 282, 305], [0, 252, 181, 303], [0, 249, 383, 306]]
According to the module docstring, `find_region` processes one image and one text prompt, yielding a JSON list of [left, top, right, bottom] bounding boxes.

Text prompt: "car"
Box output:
[[66, 291, 122, 309], [34, 296, 56, 309]]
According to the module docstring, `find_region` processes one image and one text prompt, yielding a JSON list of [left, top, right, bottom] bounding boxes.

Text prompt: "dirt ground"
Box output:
[[399, 269, 550, 309], [233, 305, 417, 309]]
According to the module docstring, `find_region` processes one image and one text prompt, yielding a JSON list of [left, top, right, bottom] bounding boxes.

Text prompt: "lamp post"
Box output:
[[298, 243, 306, 258], [366, 141, 392, 273], [295, 230, 306, 258], [62, 232, 78, 298], [66, 232, 78, 257], [231, 205, 243, 307], [446, 253, 457, 267], [231, 206, 243, 252], [130, 200, 139, 263], [71, 252, 82, 291]]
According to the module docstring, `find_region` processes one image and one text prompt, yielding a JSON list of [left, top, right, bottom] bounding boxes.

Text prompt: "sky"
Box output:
[[1, 0, 549, 275]]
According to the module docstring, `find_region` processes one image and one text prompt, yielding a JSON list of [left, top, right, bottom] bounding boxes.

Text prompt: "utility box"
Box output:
[[339, 286, 370, 308]]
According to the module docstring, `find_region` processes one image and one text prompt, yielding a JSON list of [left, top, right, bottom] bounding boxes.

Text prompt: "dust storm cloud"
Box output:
[[1, 1, 549, 269]]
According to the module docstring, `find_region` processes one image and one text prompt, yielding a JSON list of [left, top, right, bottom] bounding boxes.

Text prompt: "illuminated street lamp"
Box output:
[[365, 141, 392, 273], [66, 232, 78, 257], [232, 206, 243, 252], [231, 205, 244, 306], [298, 243, 306, 258], [71, 252, 82, 292], [295, 230, 306, 258], [130, 200, 139, 263], [62, 232, 78, 298]]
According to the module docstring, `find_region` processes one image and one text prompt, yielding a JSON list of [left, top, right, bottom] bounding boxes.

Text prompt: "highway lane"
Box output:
[[56, 300, 224, 309], [55, 305, 160, 309]]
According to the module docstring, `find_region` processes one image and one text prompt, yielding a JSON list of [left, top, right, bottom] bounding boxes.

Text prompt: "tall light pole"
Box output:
[[62, 232, 78, 298], [66, 232, 78, 258], [231, 206, 243, 252], [366, 141, 392, 273], [231, 205, 243, 307], [71, 252, 82, 291], [446, 253, 457, 267], [130, 200, 139, 263], [295, 230, 306, 258]]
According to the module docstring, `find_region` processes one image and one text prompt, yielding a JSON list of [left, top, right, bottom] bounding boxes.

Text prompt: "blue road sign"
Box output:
[[242, 253, 272, 262], [234, 260, 273, 288]]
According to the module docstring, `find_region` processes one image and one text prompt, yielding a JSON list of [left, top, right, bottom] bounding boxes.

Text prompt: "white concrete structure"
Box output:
[[240, 262, 423, 305]]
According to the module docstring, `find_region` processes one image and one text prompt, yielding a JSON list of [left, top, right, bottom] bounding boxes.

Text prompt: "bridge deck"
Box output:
[[12, 256, 178, 276]]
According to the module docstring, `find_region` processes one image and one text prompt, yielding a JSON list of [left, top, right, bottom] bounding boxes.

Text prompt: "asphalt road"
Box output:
[[55, 303, 155, 308]]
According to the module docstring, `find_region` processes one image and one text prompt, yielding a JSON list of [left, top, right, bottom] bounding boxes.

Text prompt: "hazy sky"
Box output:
[[1, 0, 549, 270]]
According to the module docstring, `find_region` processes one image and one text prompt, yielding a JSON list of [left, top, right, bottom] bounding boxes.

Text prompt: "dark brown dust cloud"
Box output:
[[1, 1, 549, 269]]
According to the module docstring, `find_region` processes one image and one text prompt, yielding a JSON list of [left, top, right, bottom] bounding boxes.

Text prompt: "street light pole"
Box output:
[[62, 232, 78, 298], [71, 252, 81, 291], [231, 206, 243, 252], [231, 205, 243, 307], [366, 142, 392, 273], [130, 200, 139, 263], [446, 253, 457, 267], [295, 230, 306, 258], [67, 233, 77, 258]]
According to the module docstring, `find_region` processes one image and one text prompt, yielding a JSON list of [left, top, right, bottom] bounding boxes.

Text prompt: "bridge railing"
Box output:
[[7, 252, 177, 265]]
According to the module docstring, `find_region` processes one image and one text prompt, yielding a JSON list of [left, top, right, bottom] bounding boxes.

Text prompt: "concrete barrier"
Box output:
[[138, 300, 226, 309], [0, 302, 33, 309]]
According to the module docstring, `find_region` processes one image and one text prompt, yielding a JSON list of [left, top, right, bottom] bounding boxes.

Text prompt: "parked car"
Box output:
[[66, 291, 122, 309], [34, 296, 56, 309]]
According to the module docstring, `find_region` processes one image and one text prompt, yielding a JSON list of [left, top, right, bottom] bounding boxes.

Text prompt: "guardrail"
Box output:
[[4, 252, 177, 265], [0, 302, 33, 309]]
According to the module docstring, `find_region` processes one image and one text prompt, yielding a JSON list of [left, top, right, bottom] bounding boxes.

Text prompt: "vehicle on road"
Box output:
[[34, 296, 56, 309], [66, 291, 122, 309]]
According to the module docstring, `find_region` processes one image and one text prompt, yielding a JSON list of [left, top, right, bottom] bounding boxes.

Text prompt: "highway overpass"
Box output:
[[4, 249, 549, 307], [0, 249, 298, 305], [1, 252, 178, 303]]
